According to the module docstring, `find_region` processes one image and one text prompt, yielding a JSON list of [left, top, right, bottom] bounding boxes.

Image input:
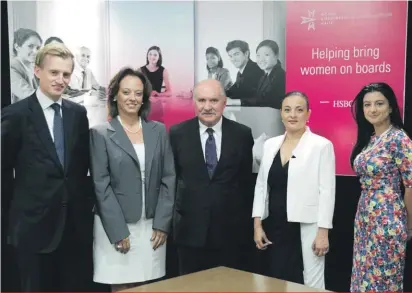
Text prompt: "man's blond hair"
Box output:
[[35, 43, 75, 71]]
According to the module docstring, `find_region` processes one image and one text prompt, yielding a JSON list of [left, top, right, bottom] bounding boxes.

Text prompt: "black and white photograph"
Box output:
[[7, 0, 109, 128], [194, 1, 287, 171]]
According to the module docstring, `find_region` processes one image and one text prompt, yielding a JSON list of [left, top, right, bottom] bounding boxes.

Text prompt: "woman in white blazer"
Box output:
[[252, 91, 336, 289]]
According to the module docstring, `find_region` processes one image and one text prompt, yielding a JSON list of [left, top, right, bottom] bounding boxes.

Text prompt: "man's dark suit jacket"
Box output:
[[242, 61, 286, 109], [1, 93, 93, 253], [169, 117, 254, 249], [226, 60, 264, 103]]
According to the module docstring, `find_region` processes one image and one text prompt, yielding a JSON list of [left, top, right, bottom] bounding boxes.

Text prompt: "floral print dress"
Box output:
[[351, 127, 412, 292]]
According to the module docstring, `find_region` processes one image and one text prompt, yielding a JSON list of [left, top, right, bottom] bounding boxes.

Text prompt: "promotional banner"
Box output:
[[286, 1, 408, 175]]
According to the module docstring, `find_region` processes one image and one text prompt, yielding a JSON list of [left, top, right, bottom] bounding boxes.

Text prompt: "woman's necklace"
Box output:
[[117, 116, 142, 134]]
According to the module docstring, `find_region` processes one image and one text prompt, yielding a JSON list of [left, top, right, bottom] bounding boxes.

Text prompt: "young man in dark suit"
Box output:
[[1, 43, 93, 291], [225, 40, 264, 104], [169, 79, 255, 275]]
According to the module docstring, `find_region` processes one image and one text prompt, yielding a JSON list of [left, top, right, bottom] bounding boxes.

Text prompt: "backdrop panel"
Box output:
[[286, 1, 408, 175]]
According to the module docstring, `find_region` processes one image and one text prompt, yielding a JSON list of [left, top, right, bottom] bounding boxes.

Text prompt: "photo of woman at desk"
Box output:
[[10, 28, 42, 103], [252, 91, 336, 290], [139, 45, 172, 97]]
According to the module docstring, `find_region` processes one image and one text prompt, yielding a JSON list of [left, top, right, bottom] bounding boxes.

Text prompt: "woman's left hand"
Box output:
[[151, 229, 167, 250], [312, 229, 329, 257]]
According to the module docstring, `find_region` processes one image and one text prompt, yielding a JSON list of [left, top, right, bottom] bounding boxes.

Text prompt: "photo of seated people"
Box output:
[[2, 2, 412, 293]]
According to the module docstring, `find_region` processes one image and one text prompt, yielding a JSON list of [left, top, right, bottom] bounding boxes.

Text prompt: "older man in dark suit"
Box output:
[[1, 43, 93, 292], [169, 79, 255, 275]]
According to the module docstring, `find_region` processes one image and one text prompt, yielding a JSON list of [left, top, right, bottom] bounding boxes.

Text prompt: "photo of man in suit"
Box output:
[[225, 40, 264, 105], [1, 43, 93, 292], [169, 79, 255, 275]]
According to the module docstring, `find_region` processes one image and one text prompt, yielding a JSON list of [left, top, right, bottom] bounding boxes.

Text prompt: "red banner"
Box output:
[[286, 1, 408, 175]]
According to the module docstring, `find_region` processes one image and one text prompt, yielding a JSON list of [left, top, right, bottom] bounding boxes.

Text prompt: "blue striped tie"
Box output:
[[50, 103, 65, 167], [205, 128, 218, 178]]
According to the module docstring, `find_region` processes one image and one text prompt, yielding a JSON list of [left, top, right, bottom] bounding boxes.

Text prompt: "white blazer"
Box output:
[[252, 127, 336, 229]]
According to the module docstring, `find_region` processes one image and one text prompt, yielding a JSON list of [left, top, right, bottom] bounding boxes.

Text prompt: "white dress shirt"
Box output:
[[36, 88, 63, 142], [199, 117, 222, 160]]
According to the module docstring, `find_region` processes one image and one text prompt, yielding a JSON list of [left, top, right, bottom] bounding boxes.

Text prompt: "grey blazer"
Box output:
[[89, 117, 176, 244], [10, 57, 38, 103], [208, 67, 233, 90]]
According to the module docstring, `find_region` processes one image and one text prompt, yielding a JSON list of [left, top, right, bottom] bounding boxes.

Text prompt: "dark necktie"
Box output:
[[236, 71, 242, 88], [50, 103, 65, 167], [82, 70, 87, 89], [205, 128, 218, 178]]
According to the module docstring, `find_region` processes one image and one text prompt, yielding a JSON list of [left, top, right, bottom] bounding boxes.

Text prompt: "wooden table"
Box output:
[[123, 267, 331, 292]]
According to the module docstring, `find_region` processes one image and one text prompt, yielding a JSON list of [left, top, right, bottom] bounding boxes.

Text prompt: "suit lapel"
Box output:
[[263, 135, 284, 179], [211, 117, 235, 179], [257, 74, 268, 93], [142, 120, 159, 185], [28, 94, 64, 173], [260, 65, 278, 94], [62, 99, 75, 173], [108, 118, 140, 167], [291, 128, 311, 158], [188, 118, 210, 180]]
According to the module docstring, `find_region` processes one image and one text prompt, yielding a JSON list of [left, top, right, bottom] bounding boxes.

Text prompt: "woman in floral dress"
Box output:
[[349, 82, 412, 292]]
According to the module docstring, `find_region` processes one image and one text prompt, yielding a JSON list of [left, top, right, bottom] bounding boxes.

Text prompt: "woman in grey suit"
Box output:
[[90, 68, 176, 291]]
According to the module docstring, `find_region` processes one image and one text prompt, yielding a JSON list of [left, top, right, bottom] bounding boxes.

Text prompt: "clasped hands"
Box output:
[[254, 226, 329, 256], [115, 229, 167, 254]]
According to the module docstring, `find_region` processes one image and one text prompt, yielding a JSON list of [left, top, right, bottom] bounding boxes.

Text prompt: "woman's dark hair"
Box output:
[[281, 91, 310, 110], [108, 67, 152, 120], [350, 82, 405, 168], [256, 39, 280, 56], [145, 46, 162, 67], [13, 28, 42, 55], [44, 36, 64, 45], [205, 47, 223, 71]]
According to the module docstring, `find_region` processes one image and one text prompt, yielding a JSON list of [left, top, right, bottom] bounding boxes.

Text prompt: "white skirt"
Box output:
[[93, 214, 166, 284]]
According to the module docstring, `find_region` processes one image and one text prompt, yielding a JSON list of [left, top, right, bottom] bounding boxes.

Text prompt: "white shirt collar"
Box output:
[[36, 88, 62, 110], [199, 117, 223, 134]]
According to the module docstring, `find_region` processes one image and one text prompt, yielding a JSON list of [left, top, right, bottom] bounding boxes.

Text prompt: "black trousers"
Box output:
[[177, 245, 243, 275], [15, 206, 92, 292]]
